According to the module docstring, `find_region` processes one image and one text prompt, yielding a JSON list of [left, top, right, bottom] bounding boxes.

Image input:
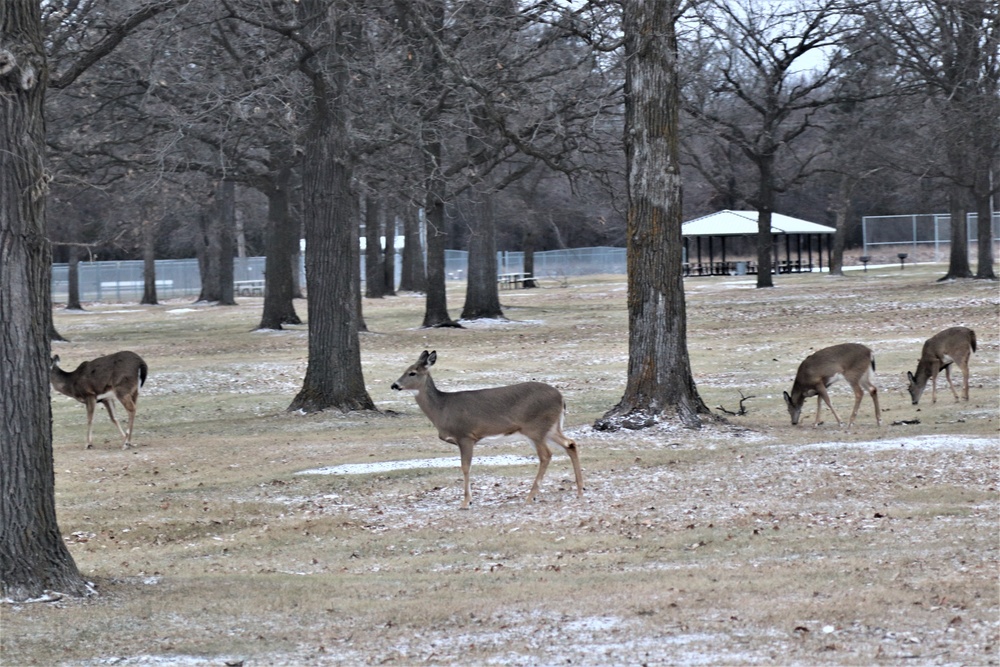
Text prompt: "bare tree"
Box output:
[[595, 0, 710, 430], [870, 0, 999, 281], [1, 0, 89, 602], [682, 0, 862, 287]]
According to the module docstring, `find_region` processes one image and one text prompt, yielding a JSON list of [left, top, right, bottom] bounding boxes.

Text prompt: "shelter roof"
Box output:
[[682, 210, 835, 237]]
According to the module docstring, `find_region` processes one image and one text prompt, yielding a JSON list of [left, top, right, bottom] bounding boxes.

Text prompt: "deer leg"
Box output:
[[101, 399, 127, 440], [549, 429, 584, 498], [943, 365, 960, 401], [117, 391, 138, 448], [527, 439, 553, 503], [815, 388, 841, 427], [868, 384, 881, 426], [930, 370, 939, 404], [960, 360, 970, 400], [457, 439, 475, 510], [84, 397, 98, 449]]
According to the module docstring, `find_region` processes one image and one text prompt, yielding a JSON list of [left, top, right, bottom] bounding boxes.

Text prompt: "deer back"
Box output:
[[51, 351, 147, 400], [418, 381, 565, 441], [790, 343, 874, 399]]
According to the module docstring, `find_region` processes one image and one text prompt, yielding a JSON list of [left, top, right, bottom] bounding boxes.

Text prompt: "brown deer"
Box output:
[[50, 351, 148, 449], [391, 350, 583, 509], [907, 327, 977, 405], [783, 343, 881, 427]]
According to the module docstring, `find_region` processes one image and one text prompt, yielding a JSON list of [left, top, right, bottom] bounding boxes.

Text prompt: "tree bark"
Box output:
[[67, 244, 84, 309], [257, 164, 301, 330], [288, 1, 374, 413], [196, 179, 236, 304], [828, 174, 851, 277], [364, 195, 386, 298], [461, 193, 504, 320], [940, 184, 973, 281], [754, 156, 776, 288], [399, 205, 425, 292], [1, 1, 89, 601], [595, 0, 710, 431], [974, 167, 997, 280], [140, 216, 158, 305], [383, 210, 397, 296]]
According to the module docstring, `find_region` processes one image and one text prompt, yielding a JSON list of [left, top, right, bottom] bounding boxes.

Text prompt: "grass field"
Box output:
[[3, 264, 998, 666]]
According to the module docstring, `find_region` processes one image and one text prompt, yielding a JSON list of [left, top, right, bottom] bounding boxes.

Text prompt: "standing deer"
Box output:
[[907, 327, 977, 405], [391, 350, 583, 509], [783, 343, 881, 427], [50, 351, 148, 449]]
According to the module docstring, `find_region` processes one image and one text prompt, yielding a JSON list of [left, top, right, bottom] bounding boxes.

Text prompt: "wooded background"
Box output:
[[42, 0, 998, 265]]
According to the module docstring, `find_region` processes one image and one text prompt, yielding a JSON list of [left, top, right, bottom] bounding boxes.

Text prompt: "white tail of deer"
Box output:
[[50, 351, 148, 449], [907, 327, 977, 405], [783, 343, 880, 427], [391, 350, 583, 509]]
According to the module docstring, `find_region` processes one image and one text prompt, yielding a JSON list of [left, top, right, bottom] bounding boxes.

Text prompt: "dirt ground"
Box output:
[[2, 264, 998, 666]]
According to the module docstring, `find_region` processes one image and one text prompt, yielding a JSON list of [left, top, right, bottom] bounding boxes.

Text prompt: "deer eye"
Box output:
[[408, 371, 416, 376]]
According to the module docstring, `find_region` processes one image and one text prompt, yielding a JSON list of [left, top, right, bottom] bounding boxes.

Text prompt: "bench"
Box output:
[[234, 280, 265, 296], [497, 273, 532, 289]]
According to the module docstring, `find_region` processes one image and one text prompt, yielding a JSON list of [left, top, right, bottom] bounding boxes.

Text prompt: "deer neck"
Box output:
[[414, 375, 448, 419]]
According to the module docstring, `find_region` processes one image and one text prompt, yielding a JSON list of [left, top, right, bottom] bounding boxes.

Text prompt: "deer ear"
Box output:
[[427, 351, 437, 366], [906, 371, 914, 382], [418, 350, 429, 363], [51, 355, 60, 366], [782, 391, 791, 405]]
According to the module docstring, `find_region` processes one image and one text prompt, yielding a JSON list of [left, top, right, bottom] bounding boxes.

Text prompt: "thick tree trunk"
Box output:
[[67, 244, 84, 309], [828, 174, 851, 277], [941, 186, 973, 281], [522, 227, 538, 288], [141, 217, 158, 305], [364, 195, 386, 298], [422, 181, 459, 327], [399, 206, 426, 292], [595, 0, 710, 431], [754, 157, 776, 288], [461, 194, 504, 320], [257, 168, 301, 330], [288, 2, 374, 413], [1, 2, 88, 601], [196, 180, 236, 304], [974, 170, 996, 280], [383, 211, 397, 296]]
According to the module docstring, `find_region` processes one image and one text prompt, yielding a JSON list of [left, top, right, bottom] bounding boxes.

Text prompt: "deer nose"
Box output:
[[391, 383, 401, 391]]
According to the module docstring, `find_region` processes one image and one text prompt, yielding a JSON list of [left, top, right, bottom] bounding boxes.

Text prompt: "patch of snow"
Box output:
[[166, 308, 197, 314], [297, 454, 538, 476], [796, 434, 997, 452]]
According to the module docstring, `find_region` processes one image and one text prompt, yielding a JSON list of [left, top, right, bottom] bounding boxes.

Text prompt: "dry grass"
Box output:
[[3, 264, 998, 666]]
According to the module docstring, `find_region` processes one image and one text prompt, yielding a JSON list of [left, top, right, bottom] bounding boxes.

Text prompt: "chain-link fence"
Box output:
[[861, 212, 1000, 263], [53, 247, 629, 304]]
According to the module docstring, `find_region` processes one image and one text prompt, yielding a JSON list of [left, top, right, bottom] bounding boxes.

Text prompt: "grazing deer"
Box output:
[[783, 343, 881, 427], [907, 327, 977, 405], [391, 350, 583, 509], [50, 351, 148, 449]]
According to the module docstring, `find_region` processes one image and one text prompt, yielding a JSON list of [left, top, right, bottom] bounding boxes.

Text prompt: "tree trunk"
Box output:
[[67, 244, 84, 309], [941, 185, 973, 280], [196, 179, 237, 304], [399, 206, 425, 292], [974, 168, 996, 280], [422, 178, 459, 327], [828, 174, 851, 277], [364, 195, 386, 298], [1, 2, 88, 601], [754, 157, 776, 288], [383, 211, 397, 296], [257, 166, 301, 330], [522, 226, 538, 288], [595, 0, 710, 431], [140, 217, 158, 305], [288, 2, 374, 413], [461, 193, 504, 320]]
